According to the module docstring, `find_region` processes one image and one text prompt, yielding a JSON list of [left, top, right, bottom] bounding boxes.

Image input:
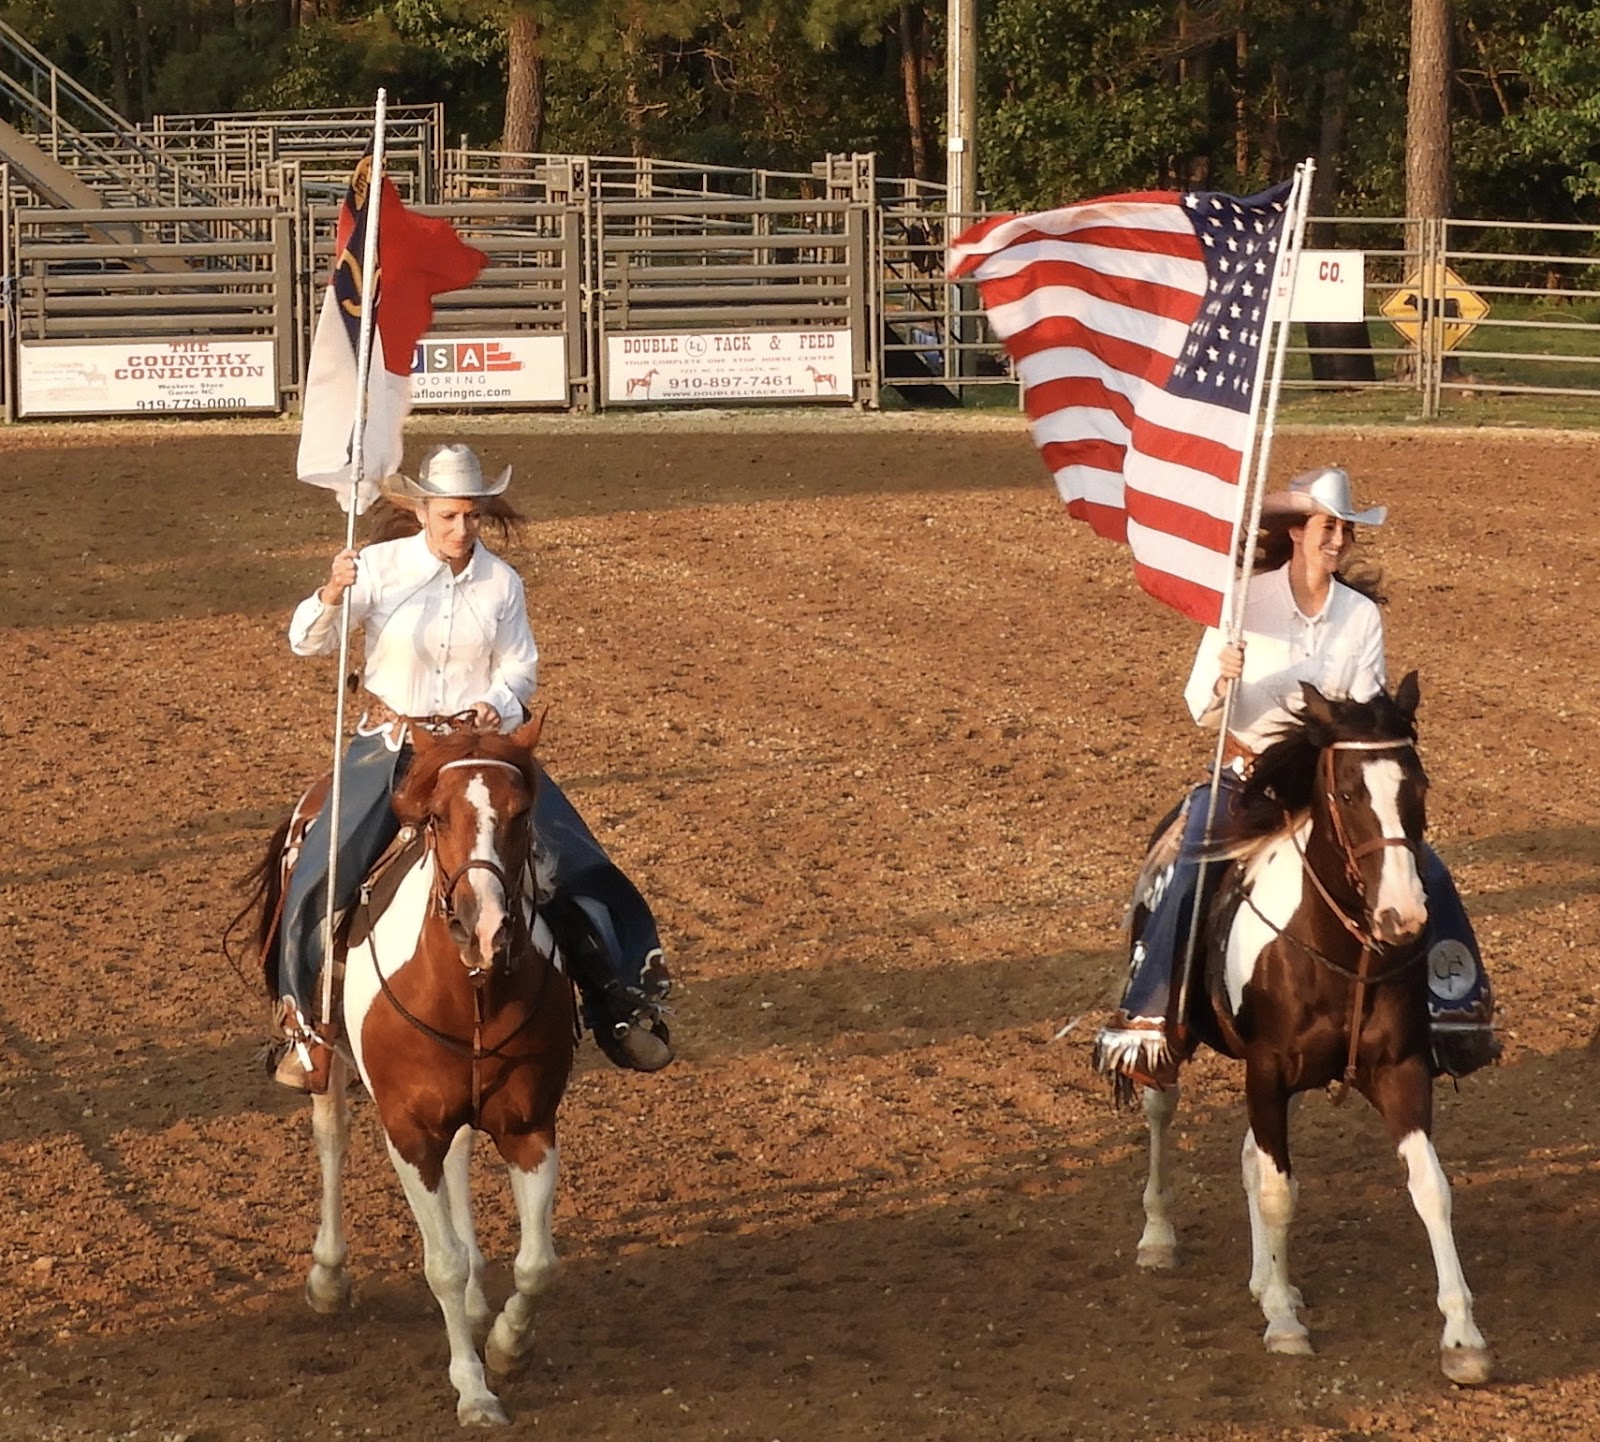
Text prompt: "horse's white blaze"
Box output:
[[1225, 824, 1307, 1014], [1363, 757, 1428, 942], [343, 853, 433, 1088], [463, 775, 510, 965]]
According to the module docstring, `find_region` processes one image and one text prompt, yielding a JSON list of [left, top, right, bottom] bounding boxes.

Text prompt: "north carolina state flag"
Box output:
[[297, 153, 487, 512]]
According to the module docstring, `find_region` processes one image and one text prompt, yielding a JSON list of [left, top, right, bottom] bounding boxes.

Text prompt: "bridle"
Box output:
[[1249, 736, 1427, 1102], [429, 758, 532, 977], [369, 754, 555, 1126]]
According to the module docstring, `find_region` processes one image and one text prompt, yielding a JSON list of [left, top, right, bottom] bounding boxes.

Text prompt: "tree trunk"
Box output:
[[1407, 0, 1452, 218], [502, 8, 546, 189], [898, 2, 927, 181], [1234, 29, 1247, 183], [1311, 0, 1351, 236]]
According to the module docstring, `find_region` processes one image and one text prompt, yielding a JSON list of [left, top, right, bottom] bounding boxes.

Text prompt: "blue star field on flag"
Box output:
[[1167, 181, 1294, 413]]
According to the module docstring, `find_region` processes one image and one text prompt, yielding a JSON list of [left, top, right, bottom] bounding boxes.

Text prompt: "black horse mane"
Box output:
[[1232, 677, 1420, 844]]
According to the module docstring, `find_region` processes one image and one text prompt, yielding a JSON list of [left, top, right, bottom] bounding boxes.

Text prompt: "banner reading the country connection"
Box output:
[[18, 338, 278, 417]]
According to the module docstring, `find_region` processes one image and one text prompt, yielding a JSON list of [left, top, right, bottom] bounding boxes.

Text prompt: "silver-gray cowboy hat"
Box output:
[[384, 443, 511, 502], [1261, 465, 1387, 526]]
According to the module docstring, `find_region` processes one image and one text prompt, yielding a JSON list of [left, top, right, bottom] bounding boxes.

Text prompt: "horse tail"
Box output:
[[220, 816, 293, 1000]]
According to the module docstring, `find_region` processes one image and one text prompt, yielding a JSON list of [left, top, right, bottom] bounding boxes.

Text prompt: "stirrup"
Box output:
[[1092, 1016, 1179, 1105]]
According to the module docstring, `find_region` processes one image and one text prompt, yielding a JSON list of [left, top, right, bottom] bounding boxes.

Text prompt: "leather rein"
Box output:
[[1244, 737, 1427, 1102], [366, 756, 556, 1128]]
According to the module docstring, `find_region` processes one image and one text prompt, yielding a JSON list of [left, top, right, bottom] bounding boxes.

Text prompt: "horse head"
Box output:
[[1292, 671, 1428, 947], [393, 714, 545, 980]]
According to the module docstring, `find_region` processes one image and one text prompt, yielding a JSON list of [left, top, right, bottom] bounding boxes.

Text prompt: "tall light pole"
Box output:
[[947, 0, 978, 384], [946, 0, 978, 224]]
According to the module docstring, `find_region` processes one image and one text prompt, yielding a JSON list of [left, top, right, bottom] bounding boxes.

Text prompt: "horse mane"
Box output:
[[393, 728, 538, 825], [1232, 682, 1420, 846]]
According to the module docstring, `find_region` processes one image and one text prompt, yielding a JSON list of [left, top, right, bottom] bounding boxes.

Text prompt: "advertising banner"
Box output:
[[606, 329, 854, 403], [411, 335, 568, 407], [18, 339, 278, 417]]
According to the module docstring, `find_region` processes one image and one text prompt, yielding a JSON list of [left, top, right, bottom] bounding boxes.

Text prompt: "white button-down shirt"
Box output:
[[1184, 564, 1386, 752], [289, 530, 539, 735]]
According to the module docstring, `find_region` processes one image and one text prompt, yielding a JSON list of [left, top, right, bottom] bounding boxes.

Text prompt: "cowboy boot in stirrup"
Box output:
[[271, 1034, 335, 1094], [545, 899, 673, 1072]]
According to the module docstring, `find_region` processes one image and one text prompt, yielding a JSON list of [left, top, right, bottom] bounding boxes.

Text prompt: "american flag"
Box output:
[[949, 182, 1295, 626]]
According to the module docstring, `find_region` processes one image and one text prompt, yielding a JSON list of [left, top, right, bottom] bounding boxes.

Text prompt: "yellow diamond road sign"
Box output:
[[1381, 264, 1489, 352]]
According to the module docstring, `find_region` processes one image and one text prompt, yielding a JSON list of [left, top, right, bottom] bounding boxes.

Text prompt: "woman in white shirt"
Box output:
[[273, 444, 672, 1091], [1096, 466, 1497, 1089]]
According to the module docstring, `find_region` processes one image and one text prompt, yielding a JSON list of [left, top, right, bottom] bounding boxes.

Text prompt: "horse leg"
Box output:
[[1241, 1100, 1305, 1315], [442, 1127, 494, 1339], [484, 1136, 561, 1379], [1369, 1059, 1493, 1385], [305, 1052, 352, 1314], [1136, 1084, 1181, 1269], [383, 1130, 508, 1427], [1242, 1074, 1311, 1355]]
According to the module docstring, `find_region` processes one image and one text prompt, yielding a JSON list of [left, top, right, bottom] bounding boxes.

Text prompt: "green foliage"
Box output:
[[1500, 6, 1600, 203], [978, 0, 1197, 209], [2, 0, 1600, 228]]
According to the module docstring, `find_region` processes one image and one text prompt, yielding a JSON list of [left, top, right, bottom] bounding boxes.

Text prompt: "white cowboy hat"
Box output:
[[385, 443, 511, 502], [1261, 465, 1387, 526]]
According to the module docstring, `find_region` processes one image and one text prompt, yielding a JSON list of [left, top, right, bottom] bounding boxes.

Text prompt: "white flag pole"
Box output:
[[316, 88, 390, 1035], [1173, 160, 1315, 1034]]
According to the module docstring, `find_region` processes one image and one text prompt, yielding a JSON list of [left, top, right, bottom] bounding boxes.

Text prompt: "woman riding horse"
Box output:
[[1095, 464, 1498, 1090], [271, 443, 673, 1091]]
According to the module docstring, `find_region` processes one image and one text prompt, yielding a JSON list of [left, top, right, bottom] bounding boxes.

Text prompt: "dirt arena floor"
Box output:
[[2, 412, 1598, 1442]]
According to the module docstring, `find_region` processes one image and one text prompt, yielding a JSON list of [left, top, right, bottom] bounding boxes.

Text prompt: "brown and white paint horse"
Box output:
[[266, 717, 576, 1425], [1130, 675, 1492, 1385]]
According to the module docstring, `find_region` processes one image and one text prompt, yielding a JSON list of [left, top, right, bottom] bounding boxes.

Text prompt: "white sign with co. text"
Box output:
[[1281, 250, 1367, 323], [606, 329, 854, 403], [18, 338, 278, 416]]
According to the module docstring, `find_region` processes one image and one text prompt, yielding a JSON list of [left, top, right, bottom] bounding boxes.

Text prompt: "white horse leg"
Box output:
[[485, 1143, 560, 1378], [442, 1127, 494, 1337], [305, 1052, 352, 1314], [1396, 1130, 1493, 1385], [1242, 1124, 1304, 1315], [1246, 1143, 1310, 1354], [1136, 1084, 1180, 1269], [384, 1135, 508, 1427]]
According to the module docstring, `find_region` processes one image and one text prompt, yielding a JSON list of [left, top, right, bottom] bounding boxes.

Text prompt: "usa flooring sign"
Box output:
[[18, 339, 277, 416], [410, 336, 568, 407], [605, 329, 854, 403]]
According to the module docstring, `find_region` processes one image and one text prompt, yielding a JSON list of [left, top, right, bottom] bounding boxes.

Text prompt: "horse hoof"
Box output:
[[1265, 1327, 1314, 1356], [1136, 1242, 1179, 1270], [1442, 1345, 1493, 1387], [484, 1328, 532, 1379], [457, 1396, 510, 1427], [305, 1267, 351, 1315]]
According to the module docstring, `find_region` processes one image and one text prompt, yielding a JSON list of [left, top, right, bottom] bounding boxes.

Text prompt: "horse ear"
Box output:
[[1394, 670, 1421, 721], [510, 707, 545, 755], [1298, 681, 1337, 727]]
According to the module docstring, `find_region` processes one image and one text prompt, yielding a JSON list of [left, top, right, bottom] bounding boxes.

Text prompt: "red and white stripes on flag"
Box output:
[[297, 153, 487, 513], [949, 183, 1294, 626]]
